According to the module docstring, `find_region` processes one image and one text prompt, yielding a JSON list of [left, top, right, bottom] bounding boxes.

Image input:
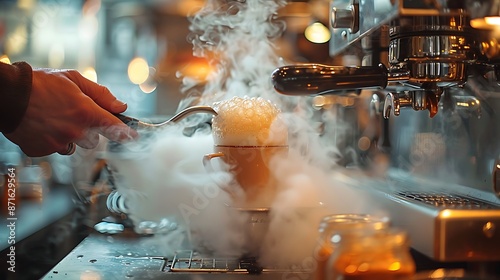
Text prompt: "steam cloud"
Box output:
[[106, 0, 375, 267]]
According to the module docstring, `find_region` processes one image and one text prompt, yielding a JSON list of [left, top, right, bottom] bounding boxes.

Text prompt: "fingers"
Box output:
[[53, 125, 135, 155], [9, 68, 138, 157], [62, 70, 139, 142], [64, 70, 128, 114], [55, 69, 139, 146], [76, 130, 100, 149], [88, 106, 139, 142], [79, 105, 139, 143], [9, 133, 72, 157], [98, 124, 138, 143]]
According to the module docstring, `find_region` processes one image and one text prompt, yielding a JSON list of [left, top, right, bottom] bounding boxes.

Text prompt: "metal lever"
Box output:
[[271, 64, 389, 96]]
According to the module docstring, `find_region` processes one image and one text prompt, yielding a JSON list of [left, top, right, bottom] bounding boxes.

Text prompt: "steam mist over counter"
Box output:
[[104, 0, 379, 269]]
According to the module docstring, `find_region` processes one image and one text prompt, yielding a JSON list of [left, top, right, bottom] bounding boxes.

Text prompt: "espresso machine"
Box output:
[[272, 0, 500, 271]]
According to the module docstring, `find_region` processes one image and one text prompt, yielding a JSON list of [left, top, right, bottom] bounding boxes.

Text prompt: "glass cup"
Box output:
[[205, 96, 288, 207], [203, 144, 288, 206], [327, 228, 416, 280], [314, 214, 391, 280], [413, 268, 498, 279]]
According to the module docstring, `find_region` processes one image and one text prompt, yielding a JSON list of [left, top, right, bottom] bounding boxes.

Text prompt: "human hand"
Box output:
[[4, 68, 139, 157]]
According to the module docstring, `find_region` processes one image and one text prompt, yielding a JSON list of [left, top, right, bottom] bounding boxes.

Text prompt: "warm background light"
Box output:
[[82, 67, 98, 83], [485, 16, 500, 26], [5, 24, 28, 55], [139, 82, 157, 94], [128, 57, 149, 84], [304, 22, 331, 43], [180, 60, 213, 81], [471, 16, 500, 29], [48, 44, 65, 68], [0, 55, 11, 64], [17, 0, 35, 10], [139, 67, 158, 94]]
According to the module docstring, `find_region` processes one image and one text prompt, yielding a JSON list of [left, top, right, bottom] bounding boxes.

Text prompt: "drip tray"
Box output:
[[166, 250, 310, 274], [395, 191, 500, 209], [346, 171, 500, 262]]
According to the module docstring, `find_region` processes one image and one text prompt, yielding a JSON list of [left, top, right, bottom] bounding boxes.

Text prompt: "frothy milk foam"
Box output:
[[212, 96, 288, 146], [115, 0, 386, 268]]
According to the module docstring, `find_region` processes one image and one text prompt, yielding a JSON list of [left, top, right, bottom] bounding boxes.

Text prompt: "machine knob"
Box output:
[[331, 4, 359, 33]]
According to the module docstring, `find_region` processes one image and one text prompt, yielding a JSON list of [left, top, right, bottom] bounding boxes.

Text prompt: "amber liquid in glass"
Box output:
[[340, 271, 414, 280], [313, 214, 390, 280], [330, 238, 416, 280], [315, 244, 333, 280]]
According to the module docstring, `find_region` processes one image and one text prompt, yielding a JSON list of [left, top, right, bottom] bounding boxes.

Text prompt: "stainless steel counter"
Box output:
[[0, 187, 75, 252], [42, 231, 312, 280], [0, 185, 83, 280]]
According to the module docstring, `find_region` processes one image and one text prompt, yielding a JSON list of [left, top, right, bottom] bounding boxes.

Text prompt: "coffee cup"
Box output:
[[203, 97, 288, 207]]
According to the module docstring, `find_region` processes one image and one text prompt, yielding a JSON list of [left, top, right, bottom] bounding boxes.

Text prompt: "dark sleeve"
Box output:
[[0, 61, 33, 133]]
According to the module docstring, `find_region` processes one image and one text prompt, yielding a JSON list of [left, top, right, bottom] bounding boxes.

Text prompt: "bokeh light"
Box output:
[[82, 67, 98, 83], [128, 57, 149, 85], [0, 55, 11, 64], [139, 67, 158, 94], [304, 22, 331, 43]]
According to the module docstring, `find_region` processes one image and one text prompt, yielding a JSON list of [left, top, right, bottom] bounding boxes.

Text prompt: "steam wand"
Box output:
[[271, 63, 409, 96], [114, 106, 217, 130], [271, 63, 445, 118]]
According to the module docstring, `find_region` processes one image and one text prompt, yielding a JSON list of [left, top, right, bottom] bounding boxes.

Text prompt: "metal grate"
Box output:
[[395, 191, 500, 209], [167, 250, 309, 274], [169, 250, 251, 273]]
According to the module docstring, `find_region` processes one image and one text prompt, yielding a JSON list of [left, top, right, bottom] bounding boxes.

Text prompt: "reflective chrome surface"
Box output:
[[272, 0, 500, 263], [42, 233, 309, 279], [271, 64, 389, 95], [329, 0, 398, 57], [115, 106, 217, 130]]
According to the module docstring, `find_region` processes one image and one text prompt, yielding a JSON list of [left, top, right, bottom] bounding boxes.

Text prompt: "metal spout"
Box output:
[[115, 105, 217, 130]]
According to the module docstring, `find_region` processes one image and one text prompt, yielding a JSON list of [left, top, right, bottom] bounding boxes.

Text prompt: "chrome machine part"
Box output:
[[340, 0, 500, 264], [384, 11, 475, 117], [383, 89, 443, 118], [330, 2, 359, 33], [273, 3, 476, 117], [271, 0, 500, 264], [114, 105, 217, 130], [271, 63, 389, 95]]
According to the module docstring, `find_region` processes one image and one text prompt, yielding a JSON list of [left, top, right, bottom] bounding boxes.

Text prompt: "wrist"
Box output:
[[0, 61, 33, 133]]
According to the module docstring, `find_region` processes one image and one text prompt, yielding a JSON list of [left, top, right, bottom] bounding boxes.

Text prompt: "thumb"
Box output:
[[89, 106, 139, 142]]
